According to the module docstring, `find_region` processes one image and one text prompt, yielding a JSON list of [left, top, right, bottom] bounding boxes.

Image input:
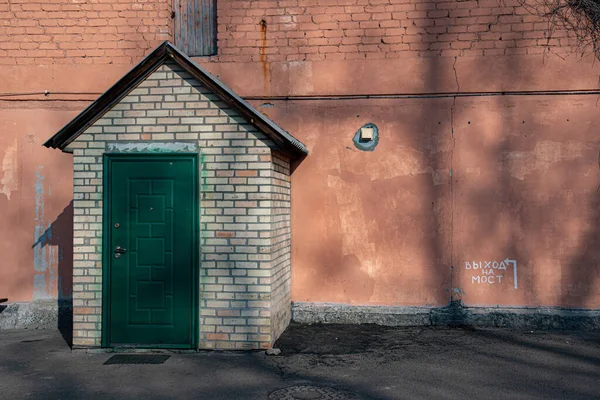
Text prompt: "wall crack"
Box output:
[[449, 56, 459, 301]]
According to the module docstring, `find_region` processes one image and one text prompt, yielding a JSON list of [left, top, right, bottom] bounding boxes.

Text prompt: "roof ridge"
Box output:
[[44, 41, 308, 158]]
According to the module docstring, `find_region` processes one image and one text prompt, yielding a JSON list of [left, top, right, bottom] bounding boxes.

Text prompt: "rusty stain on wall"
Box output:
[[259, 19, 270, 96], [0, 139, 18, 200]]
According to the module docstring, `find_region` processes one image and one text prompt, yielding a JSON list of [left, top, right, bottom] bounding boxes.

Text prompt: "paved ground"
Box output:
[[0, 324, 599, 399]]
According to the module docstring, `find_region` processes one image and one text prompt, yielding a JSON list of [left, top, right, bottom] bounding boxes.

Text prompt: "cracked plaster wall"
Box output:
[[261, 93, 600, 309], [2, 29, 600, 313], [3, 94, 600, 311]]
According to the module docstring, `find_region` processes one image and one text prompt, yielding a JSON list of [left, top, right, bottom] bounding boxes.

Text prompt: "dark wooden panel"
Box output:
[[175, 0, 216, 56]]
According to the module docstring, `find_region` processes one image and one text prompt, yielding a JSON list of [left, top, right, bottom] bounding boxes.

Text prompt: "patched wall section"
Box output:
[[67, 61, 292, 349]]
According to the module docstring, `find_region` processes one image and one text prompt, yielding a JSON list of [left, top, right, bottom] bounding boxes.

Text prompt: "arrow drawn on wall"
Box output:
[[504, 259, 518, 289]]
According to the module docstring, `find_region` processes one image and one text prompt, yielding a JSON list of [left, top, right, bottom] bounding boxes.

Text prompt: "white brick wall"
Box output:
[[270, 153, 292, 342], [68, 61, 293, 350]]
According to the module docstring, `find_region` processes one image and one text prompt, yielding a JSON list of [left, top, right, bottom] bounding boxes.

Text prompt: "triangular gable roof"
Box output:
[[43, 41, 308, 158]]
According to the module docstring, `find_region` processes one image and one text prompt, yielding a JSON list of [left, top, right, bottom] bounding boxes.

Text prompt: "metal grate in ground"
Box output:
[[269, 385, 357, 400], [103, 354, 170, 365]]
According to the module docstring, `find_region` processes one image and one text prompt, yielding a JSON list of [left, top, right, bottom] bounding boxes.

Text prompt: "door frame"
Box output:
[[101, 153, 199, 349]]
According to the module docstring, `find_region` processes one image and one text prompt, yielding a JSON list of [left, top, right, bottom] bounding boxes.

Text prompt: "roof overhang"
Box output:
[[43, 41, 308, 158]]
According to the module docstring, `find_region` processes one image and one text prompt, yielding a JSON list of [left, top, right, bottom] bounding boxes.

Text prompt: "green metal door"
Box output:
[[103, 154, 198, 348]]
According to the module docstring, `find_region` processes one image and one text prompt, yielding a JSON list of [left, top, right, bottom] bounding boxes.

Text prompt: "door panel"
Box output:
[[106, 155, 197, 348]]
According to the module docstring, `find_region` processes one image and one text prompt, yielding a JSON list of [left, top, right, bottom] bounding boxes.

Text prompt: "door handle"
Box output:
[[115, 246, 127, 254]]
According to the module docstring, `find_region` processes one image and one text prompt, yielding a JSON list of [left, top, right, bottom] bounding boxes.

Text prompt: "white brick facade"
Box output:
[[68, 62, 292, 350]]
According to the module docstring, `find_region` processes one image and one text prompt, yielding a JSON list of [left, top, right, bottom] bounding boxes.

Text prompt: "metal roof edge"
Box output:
[[43, 41, 309, 158], [43, 41, 170, 149], [164, 43, 308, 156]]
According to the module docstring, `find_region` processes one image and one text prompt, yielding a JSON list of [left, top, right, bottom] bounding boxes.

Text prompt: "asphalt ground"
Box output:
[[0, 324, 598, 399]]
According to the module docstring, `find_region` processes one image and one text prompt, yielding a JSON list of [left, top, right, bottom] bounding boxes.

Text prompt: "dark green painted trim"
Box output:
[[101, 153, 200, 349], [101, 154, 111, 348]]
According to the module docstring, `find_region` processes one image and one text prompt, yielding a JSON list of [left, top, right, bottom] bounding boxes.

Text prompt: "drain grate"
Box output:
[[269, 385, 355, 400], [104, 354, 170, 365]]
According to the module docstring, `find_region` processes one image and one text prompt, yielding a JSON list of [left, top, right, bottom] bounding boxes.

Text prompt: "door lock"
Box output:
[[114, 246, 127, 258]]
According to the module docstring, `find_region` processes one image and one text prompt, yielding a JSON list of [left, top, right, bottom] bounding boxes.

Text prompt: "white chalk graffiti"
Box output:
[[504, 259, 518, 289], [465, 259, 518, 289]]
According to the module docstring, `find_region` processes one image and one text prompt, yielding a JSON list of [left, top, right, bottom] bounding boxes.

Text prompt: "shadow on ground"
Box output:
[[272, 323, 600, 399], [0, 324, 599, 399]]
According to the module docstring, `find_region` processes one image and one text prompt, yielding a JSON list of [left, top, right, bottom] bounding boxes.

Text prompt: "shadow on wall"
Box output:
[[286, 0, 600, 308], [563, 152, 600, 309], [32, 201, 74, 347]]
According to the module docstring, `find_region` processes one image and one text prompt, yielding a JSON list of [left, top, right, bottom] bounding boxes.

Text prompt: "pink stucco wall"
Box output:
[[0, 108, 75, 302], [1, 0, 600, 310]]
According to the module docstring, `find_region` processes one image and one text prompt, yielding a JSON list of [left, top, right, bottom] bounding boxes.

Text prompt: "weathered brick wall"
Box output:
[[0, 0, 171, 65], [69, 61, 291, 349], [270, 152, 292, 342], [217, 0, 573, 61], [1, 0, 572, 64]]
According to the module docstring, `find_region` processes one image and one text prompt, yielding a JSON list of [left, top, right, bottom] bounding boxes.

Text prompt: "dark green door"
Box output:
[[105, 155, 197, 348]]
